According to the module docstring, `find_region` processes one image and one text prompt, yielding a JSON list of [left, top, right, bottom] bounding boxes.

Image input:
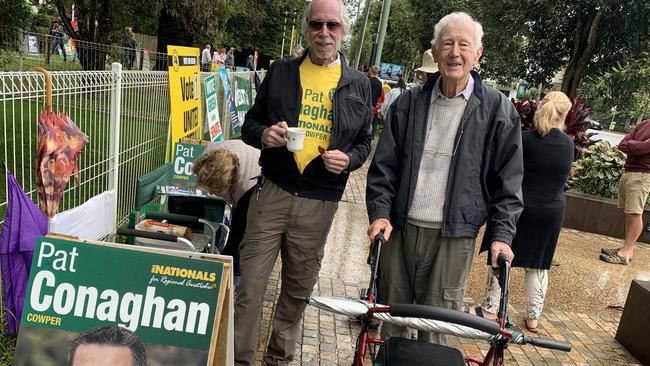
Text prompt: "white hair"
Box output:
[[301, 0, 351, 38], [432, 12, 484, 49]]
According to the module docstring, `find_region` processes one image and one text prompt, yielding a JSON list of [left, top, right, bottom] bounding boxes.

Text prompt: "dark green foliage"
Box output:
[[570, 142, 626, 199], [0, 0, 33, 48]]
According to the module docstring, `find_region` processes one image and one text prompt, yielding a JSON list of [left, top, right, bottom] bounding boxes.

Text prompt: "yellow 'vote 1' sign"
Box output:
[[168, 45, 202, 160]]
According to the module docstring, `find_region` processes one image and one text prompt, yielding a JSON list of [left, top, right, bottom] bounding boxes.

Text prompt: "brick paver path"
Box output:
[[250, 156, 643, 365]]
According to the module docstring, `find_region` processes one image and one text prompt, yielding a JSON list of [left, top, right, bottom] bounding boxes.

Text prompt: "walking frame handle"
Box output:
[[496, 252, 510, 327], [365, 231, 385, 303]]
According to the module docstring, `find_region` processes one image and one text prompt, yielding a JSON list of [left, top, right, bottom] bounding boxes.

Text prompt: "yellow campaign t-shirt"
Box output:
[[294, 57, 341, 173]]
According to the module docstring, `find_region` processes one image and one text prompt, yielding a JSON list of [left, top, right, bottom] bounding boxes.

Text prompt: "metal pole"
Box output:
[[373, 0, 391, 66], [108, 62, 122, 226], [280, 11, 288, 59], [353, 0, 372, 69]]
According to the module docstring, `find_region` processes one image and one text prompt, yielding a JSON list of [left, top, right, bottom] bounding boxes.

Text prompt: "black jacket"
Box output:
[[242, 51, 373, 201], [366, 71, 524, 244]]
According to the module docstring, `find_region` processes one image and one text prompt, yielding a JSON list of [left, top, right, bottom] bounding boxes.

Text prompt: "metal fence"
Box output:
[[6, 31, 169, 72], [0, 64, 265, 229], [0, 64, 169, 228]]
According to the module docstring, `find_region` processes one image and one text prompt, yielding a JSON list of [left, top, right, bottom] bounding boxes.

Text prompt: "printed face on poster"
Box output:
[[13, 237, 229, 365], [168, 45, 202, 160]]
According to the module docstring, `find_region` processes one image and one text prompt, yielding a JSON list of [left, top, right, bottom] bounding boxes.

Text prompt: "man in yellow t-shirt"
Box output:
[[294, 56, 341, 172], [236, 0, 374, 364]]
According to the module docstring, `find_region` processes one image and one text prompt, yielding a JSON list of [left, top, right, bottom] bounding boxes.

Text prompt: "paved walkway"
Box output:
[[250, 161, 648, 365]]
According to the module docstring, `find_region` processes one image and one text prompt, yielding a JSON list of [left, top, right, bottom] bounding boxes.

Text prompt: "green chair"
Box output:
[[124, 163, 230, 253]]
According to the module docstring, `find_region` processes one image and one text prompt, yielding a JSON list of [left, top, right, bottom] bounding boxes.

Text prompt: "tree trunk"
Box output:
[[155, 4, 194, 70], [53, 0, 114, 70], [562, 6, 605, 97]]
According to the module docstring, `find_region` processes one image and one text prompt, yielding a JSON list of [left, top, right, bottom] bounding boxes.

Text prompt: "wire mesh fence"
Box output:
[[4, 31, 169, 72], [0, 65, 266, 229], [0, 66, 169, 227], [116, 70, 170, 225]]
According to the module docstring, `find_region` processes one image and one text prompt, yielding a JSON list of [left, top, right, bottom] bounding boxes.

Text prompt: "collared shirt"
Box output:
[[431, 75, 474, 102], [307, 52, 341, 68], [201, 48, 212, 64]]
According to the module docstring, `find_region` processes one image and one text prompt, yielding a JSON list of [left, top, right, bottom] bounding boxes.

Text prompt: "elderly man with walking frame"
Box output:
[[366, 12, 524, 345], [235, 0, 373, 364]]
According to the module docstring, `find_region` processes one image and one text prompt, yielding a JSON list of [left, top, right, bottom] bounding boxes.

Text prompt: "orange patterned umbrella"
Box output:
[[33, 68, 88, 218]]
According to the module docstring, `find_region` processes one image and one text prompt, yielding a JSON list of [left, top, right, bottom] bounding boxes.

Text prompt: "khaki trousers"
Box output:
[[233, 180, 338, 366], [379, 223, 475, 345]]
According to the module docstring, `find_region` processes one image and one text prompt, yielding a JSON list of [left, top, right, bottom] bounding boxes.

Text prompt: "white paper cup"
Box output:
[[286, 127, 306, 152]]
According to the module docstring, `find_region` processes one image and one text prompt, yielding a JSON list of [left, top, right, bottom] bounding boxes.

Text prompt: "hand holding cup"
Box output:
[[262, 121, 289, 147]]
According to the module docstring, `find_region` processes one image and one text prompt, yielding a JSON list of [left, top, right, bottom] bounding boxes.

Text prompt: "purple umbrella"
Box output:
[[0, 171, 48, 334]]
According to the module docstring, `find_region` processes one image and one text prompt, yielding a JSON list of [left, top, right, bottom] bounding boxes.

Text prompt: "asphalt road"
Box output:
[[588, 128, 624, 146]]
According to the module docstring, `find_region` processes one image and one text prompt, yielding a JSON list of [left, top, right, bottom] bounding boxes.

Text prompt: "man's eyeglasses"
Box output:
[[308, 21, 342, 32]]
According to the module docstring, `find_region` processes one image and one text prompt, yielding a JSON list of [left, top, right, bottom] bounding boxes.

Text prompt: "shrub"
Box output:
[[564, 97, 599, 158], [570, 142, 626, 199], [514, 97, 598, 158]]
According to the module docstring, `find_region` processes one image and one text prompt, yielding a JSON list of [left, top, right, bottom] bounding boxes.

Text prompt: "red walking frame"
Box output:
[[348, 234, 572, 366]]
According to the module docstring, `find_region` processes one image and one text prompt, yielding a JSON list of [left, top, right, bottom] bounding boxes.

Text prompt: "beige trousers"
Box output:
[[233, 180, 338, 366], [480, 267, 549, 320]]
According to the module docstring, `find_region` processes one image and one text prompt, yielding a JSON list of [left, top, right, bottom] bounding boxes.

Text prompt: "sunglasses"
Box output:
[[308, 21, 342, 32]]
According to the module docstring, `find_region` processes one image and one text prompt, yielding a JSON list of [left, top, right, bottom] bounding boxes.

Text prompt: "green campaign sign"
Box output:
[[172, 141, 206, 186], [21, 237, 223, 348], [234, 75, 251, 136], [204, 74, 223, 142]]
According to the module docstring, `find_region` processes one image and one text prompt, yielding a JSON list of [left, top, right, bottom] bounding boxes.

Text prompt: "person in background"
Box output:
[[366, 11, 522, 345], [291, 44, 304, 59], [212, 47, 227, 71], [414, 49, 438, 85], [600, 118, 650, 265], [245, 55, 255, 70], [235, 0, 373, 363], [226, 47, 235, 68], [368, 65, 383, 138], [380, 77, 407, 119], [201, 44, 212, 72], [192, 140, 261, 282], [473, 91, 574, 333], [382, 80, 392, 97], [49, 23, 66, 61], [123, 27, 138, 70]]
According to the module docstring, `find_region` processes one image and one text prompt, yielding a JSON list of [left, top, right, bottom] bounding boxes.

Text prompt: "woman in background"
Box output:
[[193, 140, 261, 283], [475, 91, 575, 333]]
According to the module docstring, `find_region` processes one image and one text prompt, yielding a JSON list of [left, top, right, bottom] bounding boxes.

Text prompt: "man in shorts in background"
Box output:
[[601, 119, 650, 265]]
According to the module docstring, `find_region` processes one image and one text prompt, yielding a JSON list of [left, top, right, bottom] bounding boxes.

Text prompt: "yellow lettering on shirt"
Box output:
[[294, 58, 341, 173]]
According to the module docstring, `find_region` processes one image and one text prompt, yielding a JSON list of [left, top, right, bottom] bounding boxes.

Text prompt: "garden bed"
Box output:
[[564, 190, 650, 244]]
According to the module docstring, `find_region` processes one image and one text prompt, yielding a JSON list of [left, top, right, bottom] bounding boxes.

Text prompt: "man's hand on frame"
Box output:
[[368, 218, 393, 242]]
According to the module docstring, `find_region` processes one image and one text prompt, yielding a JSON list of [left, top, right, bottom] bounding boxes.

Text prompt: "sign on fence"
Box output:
[[168, 45, 203, 160], [234, 75, 251, 135], [379, 62, 405, 82], [204, 75, 223, 142], [13, 236, 233, 365], [218, 68, 241, 137], [171, 141, 206, 187]]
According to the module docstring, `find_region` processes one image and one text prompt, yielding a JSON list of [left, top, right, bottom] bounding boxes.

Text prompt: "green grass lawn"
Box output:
[[0, 88, 169, 217], [0, 311, 17, 366], [1, 50, 84, 72]]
